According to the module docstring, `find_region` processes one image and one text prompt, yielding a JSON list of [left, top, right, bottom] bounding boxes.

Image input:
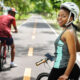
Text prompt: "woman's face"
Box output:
[[57, 9, 70, 27]]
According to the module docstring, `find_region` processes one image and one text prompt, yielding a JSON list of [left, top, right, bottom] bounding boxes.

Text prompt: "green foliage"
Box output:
[[0, 0, 79, 20], [15, 14, 31, 20], [3, 0, 30, 19], [2, 0, 61, 15], [50, 0, 61, 10]]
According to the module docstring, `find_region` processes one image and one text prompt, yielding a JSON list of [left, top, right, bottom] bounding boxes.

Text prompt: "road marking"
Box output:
[[26, 20, 37, 80], [33, 27, 36, 35], [28, 48, 33, 56], [23, 68, 31, 80], [32, 35, 35, 40], [32, 21, 37, 40]]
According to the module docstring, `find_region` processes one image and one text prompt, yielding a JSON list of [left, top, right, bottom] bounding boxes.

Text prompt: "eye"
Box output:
[[57, 14, 66, 18], [63, 15, 66, 18], [57, 14, 61, 18]]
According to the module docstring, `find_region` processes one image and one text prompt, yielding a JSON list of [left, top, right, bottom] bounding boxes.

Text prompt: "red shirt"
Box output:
[[0, 14, 16, 38]]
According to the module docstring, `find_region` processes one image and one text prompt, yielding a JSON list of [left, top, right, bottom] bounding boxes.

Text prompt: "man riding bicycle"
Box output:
[[0, 8, 18, 68]]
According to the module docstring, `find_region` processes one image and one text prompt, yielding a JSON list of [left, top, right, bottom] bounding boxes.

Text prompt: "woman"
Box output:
[[48, 2, 80, 80]]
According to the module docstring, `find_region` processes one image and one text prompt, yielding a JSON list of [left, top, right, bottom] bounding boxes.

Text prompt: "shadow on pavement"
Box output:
[[22, 22, 50, 29], [15, 46, 28, 57], [0, 67, 11, 72], [41, 31, 55, 34], [13, 77, 23, 80], [13, 76, 36, 80]]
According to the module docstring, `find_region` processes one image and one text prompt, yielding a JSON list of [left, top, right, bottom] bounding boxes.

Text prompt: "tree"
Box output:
[[4, 0, 30, 19]]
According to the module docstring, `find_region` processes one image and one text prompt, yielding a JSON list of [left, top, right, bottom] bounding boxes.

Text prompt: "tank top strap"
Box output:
[[55, 25, 75, 42], [55, 29, 67, 42], [59, 28, 67, 39], [59, 25, 74, 39]]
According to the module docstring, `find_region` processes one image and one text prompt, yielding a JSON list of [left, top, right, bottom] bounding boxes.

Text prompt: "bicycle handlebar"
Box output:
[[35, 53, 54, 66], [35, 58, 48, 66]]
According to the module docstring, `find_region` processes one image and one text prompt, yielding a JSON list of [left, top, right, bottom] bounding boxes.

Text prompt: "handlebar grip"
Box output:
[[35, 59, 47, 66]]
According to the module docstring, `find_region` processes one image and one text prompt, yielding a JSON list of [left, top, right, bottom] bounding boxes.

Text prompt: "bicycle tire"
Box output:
[[0, 54, 3, 71], [0, 46, 6, 71], [36, 73, 49, 80]]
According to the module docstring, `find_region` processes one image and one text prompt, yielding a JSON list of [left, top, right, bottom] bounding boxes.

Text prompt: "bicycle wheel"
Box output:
[[0, 46, 6, 71], [0, 53, 3, 71], [36, 73, 49, 80]]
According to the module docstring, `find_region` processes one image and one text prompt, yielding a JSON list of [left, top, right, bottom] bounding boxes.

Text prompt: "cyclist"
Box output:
[[0, 8, 18, 68], [48, 2, 80, 80]]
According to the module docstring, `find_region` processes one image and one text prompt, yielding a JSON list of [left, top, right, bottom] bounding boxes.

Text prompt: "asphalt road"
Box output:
[[0, 14, 80, 80]]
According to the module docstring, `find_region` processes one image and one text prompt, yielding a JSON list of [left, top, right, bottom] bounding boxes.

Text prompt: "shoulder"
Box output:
[[0, 15, 6, 17], [0, 15, 8, 20], [62, 28, 76, 42], [8, 15, 15, 19], [64, 28, 75, 38]]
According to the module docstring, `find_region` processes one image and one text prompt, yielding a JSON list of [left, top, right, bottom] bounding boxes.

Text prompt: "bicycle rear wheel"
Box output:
[[0, 46, 6, 71], [36, 73, 49, 80], [0, 54, 3, 71]]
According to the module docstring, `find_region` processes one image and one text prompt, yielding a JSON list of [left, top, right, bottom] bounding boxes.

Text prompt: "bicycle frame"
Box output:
[[0, 40, 8, 71]]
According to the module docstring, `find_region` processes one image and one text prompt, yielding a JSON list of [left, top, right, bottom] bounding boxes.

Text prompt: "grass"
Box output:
[[15, 14, 31, 20], [15, 14, 31, 26], [42, 13, 60, 29]]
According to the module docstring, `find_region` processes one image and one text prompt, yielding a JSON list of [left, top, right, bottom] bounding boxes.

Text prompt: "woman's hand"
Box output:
[[58, 74, 68, 80]]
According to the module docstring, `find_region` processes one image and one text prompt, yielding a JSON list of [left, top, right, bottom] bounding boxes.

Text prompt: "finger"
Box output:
[[58, 78, 63, 80]]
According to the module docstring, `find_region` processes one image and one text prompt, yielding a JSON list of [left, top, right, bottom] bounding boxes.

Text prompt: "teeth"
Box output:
[[58, 21, 62, 23], [59, 21, 61, 22]]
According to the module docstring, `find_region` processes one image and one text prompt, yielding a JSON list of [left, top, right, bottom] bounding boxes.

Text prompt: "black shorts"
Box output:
[[0, 37, 13, 45], [48, 64, 80, 80]]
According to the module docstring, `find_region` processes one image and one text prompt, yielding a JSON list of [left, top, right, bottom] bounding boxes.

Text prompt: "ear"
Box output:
[[70, 17, 73, 21]]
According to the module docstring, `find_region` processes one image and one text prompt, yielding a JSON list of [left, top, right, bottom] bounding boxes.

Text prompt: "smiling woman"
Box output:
[[48, 2, 80, 80]]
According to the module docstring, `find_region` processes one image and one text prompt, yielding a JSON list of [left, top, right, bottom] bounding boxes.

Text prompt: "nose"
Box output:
[[58, 16, 62, 19], [57, 16, 62, 21]]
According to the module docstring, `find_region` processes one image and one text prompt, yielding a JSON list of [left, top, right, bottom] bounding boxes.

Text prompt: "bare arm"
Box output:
[[13, 26, 18, 33], [64, 30, 76, 76], [58, 30, 76, 80], [12, 19, 18, 33]]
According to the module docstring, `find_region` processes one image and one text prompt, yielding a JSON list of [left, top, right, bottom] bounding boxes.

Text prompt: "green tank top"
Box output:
[[53, 25, 75, 68]]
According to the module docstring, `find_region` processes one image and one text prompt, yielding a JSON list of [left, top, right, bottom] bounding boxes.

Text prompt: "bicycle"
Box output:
[[35, 53, 54, 80], [0, 31, 17, 71], [0, 40, 10, 71], [36, 53, 80, 80]]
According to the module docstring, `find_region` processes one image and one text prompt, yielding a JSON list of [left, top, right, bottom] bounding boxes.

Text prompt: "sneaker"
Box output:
[[10, 63, 17, 68]]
